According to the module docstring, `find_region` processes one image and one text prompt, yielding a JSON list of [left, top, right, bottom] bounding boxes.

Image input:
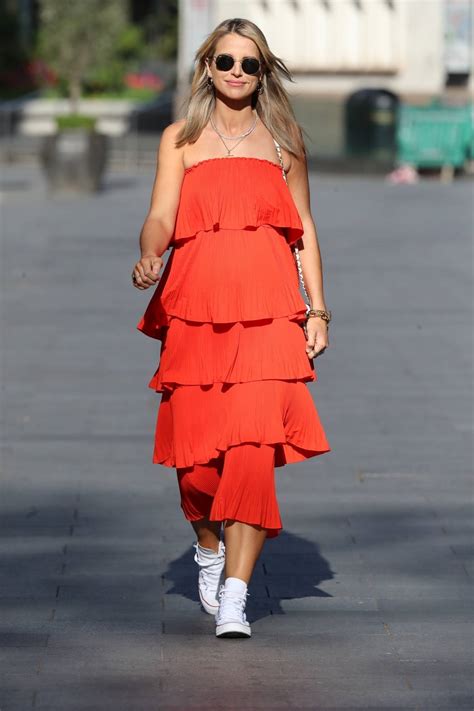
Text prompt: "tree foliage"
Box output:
[[37, 0, 128, 110]]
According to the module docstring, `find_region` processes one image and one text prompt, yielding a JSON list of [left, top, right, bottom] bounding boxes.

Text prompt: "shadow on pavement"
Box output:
[[163, 530, 334, 623]]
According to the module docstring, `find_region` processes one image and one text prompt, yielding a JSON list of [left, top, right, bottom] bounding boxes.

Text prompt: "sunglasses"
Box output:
[[211, 53, 261, 76]]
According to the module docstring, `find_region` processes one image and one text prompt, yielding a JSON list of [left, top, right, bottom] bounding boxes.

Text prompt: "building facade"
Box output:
[[177, 0, 473, 100]]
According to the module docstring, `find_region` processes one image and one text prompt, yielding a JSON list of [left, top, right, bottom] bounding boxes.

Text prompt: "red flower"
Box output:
[[124, 72, 164, 91]]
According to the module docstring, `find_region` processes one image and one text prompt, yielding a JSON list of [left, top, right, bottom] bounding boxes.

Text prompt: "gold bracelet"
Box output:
[[306, 308, 332, 325]]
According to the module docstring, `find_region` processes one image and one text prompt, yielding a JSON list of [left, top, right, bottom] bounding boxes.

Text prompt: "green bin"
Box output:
[[396, 100, 472, 168], [469, 103, 474, 160]]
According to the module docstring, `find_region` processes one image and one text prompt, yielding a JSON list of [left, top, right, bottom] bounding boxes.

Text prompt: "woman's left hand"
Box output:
[[305, 318, 329, 359]]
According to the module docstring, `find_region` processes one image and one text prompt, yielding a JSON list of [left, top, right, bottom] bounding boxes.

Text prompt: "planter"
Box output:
[[39, 128, 108, 193], [16, 98, 147, 136]]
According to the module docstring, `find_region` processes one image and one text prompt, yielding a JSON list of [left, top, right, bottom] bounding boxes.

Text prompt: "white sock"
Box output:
[[224, 576, 247, 595], [197, 542, 220, 556]]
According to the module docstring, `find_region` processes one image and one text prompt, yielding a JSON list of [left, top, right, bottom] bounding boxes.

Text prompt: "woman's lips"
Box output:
[[226, 81, 245, 86]]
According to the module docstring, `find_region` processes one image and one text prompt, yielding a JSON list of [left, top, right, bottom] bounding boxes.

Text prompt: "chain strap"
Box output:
[[273, 139, 311, 310]]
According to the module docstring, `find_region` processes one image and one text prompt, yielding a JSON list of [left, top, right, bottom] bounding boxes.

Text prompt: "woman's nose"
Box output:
[[231, 62, 243, 76]]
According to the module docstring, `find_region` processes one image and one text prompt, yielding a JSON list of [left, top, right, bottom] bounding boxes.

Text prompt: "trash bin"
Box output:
[[345, 88, 399, 159], [396, 99, 473, 169]]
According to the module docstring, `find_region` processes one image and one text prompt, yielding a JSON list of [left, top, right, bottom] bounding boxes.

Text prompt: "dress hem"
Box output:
[[153, 439, 332, 469]]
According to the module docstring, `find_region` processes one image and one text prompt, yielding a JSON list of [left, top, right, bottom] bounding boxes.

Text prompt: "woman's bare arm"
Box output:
[[285, 151, 328, 312], [285, 149, 329, 358], [140, 121, 185, 258], [132, 121, 185, 289]]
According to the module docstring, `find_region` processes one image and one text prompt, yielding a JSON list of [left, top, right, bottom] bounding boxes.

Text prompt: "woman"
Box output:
[[132, 17, 331, 639]]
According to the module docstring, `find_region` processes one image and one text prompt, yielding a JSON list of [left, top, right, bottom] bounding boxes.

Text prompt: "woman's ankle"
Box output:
[[191, 518, 223, 552]]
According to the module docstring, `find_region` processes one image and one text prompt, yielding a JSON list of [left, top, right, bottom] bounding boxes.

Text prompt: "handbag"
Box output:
[[273, 138, 311, 313]]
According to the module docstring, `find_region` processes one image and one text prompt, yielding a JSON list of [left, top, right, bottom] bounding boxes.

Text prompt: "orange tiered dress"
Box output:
[[136, 155, 331, 484]]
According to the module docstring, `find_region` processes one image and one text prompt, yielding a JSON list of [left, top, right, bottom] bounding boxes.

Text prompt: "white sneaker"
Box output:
[[193, 540, 226, 615], [215, 584, 252, 638]]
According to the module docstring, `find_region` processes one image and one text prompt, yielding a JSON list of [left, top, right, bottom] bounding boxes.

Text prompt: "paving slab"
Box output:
[[0, 164, 472, 709]]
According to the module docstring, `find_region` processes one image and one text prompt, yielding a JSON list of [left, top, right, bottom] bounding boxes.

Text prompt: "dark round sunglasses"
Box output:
[[211, 53, 261, 76]]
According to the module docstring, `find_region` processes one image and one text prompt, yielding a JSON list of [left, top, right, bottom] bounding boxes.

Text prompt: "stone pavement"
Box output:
[[0, 163, 472, 710]]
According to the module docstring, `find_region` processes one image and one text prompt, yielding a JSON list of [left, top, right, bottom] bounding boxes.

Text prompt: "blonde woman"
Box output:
[[133, 17, 331, 639]]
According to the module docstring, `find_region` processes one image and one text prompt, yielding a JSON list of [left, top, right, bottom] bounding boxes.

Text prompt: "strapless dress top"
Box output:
[[171, 156, 305, 246]]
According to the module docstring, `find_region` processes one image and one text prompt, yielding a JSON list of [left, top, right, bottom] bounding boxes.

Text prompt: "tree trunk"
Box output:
[[69, 76, 81, 115]]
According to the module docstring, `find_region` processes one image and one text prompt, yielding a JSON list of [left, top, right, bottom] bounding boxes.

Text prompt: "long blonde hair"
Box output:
[[174, 17, 307, 159]]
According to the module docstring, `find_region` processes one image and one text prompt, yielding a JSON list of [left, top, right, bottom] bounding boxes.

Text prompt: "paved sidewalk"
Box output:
[[0, 164, 472, 710]]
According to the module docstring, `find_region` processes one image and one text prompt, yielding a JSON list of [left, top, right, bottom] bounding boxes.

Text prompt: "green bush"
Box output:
[[56, 115, 97, 131], [56, 114, 97, 131]]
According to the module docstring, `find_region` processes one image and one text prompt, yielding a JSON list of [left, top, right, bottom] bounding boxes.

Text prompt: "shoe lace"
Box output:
[[217, 585, 250, 623]]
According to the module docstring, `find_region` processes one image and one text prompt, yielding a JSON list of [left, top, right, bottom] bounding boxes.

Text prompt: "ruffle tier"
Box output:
[[171, 157, 305, 247], [153, 379, 331, 469], [148, 314, 315, 393], [137, 226, 307, 341]]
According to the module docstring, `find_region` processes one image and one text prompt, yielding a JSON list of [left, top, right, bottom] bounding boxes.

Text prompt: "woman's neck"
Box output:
[[211, 104, 256, 136]]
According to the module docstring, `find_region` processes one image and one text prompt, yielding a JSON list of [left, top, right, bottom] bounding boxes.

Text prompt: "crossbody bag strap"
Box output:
[[272, 139, 310, 307]]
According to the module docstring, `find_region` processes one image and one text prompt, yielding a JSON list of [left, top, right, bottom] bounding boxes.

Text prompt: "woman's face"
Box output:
[[206, 33, 262, 101]]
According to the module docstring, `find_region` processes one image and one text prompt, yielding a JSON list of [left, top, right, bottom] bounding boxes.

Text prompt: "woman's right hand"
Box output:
[[131, 254, 164, 290]]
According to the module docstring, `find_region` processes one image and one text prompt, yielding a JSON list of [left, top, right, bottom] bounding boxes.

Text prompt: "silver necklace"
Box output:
[[210, 111, 258, 156]]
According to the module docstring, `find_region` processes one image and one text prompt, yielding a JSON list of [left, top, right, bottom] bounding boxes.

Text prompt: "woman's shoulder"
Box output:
[[166, 118, 187, 131], [157, 120, 188, 170], [160, 118, 187, 143]]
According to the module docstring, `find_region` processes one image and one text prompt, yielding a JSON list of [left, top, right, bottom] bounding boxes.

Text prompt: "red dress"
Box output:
[[136, 155, 331, 483]]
